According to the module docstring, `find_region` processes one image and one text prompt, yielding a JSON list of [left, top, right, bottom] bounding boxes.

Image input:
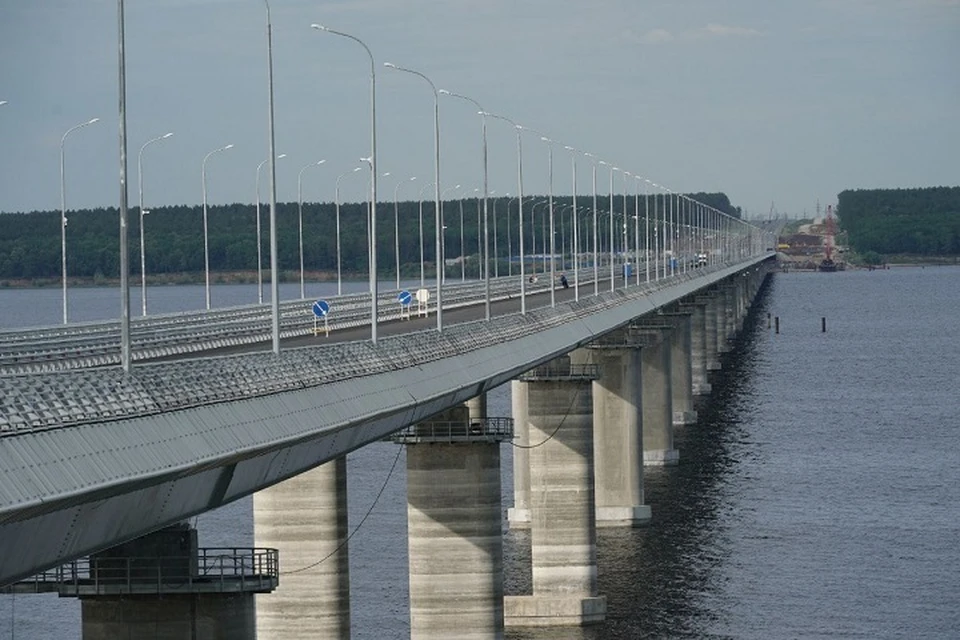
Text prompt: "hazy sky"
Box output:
[[1, 0, 957, 218]]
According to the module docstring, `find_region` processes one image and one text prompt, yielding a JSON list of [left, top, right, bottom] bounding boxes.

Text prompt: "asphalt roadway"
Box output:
[[191, 273, 623, 359]]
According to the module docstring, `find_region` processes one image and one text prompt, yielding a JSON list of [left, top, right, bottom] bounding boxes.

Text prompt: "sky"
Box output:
[[0, 0, 957, 219]]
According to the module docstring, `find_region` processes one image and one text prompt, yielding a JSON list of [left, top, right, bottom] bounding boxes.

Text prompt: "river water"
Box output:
[[2, 267, 958, 639]]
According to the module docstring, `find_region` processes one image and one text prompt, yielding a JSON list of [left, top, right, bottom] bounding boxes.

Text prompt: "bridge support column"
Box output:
[[661, 311, 698, 425], [507, 380, 531, 529], [505, 356, 606, 627], [698, 295, 721, 372], [630, 327, 679, 465], [738, 277, 749, 331], [679, 300, 711, 395], [76, 523, 274, 640], [722, 284, 738, 347], [254, 459, 350, 640], [579, 341, 651, 527], [395, 405, 511, 640]]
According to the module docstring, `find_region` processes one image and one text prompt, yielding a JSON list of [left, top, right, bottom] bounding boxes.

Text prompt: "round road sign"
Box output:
[[312, 299, 330, 317], [398, 290, 412, 306]]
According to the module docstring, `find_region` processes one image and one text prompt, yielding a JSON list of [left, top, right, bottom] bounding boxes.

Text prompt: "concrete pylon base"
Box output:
[[596, 505, 652, 527], [693, 382, 712, 395], [504, 595, 607, 627], [644, 449, 680, 466], [82, 594, 256, 640], [507, 507, 531, 530], [673, 410, 698, 425]]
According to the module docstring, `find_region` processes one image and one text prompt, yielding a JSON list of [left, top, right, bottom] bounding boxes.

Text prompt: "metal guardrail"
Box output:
[[2, 547, 279, 595], [518, 363, 602, 381], [0, 273, 590, 374], [391, 416, 514, 444]]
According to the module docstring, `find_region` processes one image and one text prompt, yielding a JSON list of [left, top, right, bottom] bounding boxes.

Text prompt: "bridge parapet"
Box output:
[[0, 260, 771, 439]]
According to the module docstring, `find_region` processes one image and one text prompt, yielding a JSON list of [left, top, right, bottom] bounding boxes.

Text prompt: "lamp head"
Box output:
[[353, 167, 362, 172], [438, 89, 450, 95], [162, 132, 173, 139], [383, 62, 397, 68], [310, 23, 328, 31], [277, 153, 287, 159], [88, 118, 100, 125], [317, 159, 326, 165], [224, 144, 234, 150]]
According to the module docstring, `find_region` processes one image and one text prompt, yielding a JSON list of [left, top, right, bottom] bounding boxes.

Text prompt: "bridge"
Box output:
[[1, 241, 774, 636]]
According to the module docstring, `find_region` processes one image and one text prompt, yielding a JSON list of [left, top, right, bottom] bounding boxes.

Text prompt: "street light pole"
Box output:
[[438, 90, 491, 319], [485, 113, 526, 314], [137, 132, 172, 317], [297, 159, 326, 299], [565, 146, 580, 301], [60, 117, 100, 325], [262, 0, 283, 354], [598, 161, 616, 292], [416, 181, 434, 288], [394, 176, 416, 290], [385, 62, 443, 331], [201, 144, 234, 311], [440, 183, 461, 285], [541, 136, 556, 306], [313, 23, 380, 342], [492, 191, 502, 279], [584, 152, 599, 296], [505, 195, 518, 276], [256, 153, 286, 304], [335, 166, 362, 296]]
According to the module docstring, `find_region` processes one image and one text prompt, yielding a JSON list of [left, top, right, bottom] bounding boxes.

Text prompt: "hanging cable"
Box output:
[[281, 444, 404, 576], [511, 379, 589, 449]]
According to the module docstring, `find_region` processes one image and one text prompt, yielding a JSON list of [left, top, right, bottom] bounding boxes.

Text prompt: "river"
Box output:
[[2, 267, 958, 639]]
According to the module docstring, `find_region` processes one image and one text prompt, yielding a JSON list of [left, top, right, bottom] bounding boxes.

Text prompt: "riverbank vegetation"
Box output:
[[0, 193, 740, 285], [838, 186, 960, 256]]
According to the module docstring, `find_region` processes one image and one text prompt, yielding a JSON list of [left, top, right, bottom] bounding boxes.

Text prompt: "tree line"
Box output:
[[0, 192, 741, 281], [838, 187, 960, 255]]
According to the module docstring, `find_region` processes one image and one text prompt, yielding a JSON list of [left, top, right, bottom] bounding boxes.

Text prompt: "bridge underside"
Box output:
[[0, 257, 772, 585]]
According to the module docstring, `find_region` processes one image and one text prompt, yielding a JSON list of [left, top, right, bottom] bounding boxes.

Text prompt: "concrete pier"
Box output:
[[699, 294, 721, 371], [83, 594, 256, 640], [395, 405, 512, 640], [581, 338, 652, 527], [505, 357, 606, 627], [679, 300, 711, 395], [630, 327, 679, 466], [714, 288, 732, 355], [507, 380, 531, 529], [254, 459, 350, 640], [660, 311, 698, 425]]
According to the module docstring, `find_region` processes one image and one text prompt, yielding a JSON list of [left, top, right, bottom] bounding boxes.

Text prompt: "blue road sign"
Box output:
[[398, 290, 412, 306], [312, 300, 330, 317]]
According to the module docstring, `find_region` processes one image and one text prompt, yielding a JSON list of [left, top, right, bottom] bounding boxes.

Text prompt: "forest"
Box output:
[[0, 192, 741, 282], [838, 187, 960, 256]]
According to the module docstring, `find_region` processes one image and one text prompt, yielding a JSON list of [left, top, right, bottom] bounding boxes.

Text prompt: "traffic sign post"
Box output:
[[312, 299, 331, 337], [398, 290, 413, 320], [416, 288, 431, 318]]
